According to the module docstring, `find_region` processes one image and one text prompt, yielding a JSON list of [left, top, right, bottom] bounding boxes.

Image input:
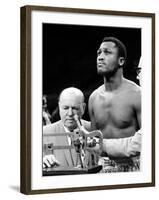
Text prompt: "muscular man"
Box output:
[[89, 37, 141, 172]]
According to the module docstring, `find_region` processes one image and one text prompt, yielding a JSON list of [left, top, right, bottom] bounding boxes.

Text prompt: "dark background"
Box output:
[[43, 23, 141, 122]]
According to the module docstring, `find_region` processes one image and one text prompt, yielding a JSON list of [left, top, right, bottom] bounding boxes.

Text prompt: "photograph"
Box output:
[[20, 5, 155, 194], [42, 23, 141, 176]]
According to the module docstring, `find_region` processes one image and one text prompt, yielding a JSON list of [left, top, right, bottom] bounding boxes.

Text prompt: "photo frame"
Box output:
[[20, 5, 155, 194]]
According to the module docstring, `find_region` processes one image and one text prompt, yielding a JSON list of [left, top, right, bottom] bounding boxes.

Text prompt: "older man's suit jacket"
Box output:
[[43, 120, 91, 168]]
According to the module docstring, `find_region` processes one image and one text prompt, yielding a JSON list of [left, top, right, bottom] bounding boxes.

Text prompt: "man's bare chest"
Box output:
[[93, 92, 134, 129]]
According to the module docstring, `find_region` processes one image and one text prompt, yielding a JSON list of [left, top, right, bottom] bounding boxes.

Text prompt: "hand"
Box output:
[[43, 154, 60, 168], [87, 144, 102, 155], [86, 137, 103, 155]]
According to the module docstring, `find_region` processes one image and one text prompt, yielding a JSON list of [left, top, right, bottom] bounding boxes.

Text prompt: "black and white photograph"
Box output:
[[20, 5, 155, 194], [42, 23, 141, 176]]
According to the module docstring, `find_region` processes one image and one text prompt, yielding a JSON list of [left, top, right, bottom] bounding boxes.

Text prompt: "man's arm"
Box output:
[[43, 124, 60, 168], [86, 130, 141, 157], [134, 87, 141, 129], [102, 130, 141, 157], [88, 92, 97, 131]]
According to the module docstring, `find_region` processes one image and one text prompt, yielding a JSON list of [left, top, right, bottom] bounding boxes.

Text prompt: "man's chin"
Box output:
[[97, 69, 116, 77], [65, 123, 76, 131], [97, 70, 108, 76]]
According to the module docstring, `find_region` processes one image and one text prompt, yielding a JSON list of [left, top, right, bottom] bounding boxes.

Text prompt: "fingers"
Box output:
[[43, 163, 46, 168], [43, 154, 60, 168], [43, 155, 52, 168], [86, 144, 102, 155], [86, 144, 99, 151], [51, 154, 60, 166]]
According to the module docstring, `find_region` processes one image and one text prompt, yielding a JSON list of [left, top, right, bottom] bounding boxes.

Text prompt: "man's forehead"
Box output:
[[60, 102, 81, 107], [59, 95, 83, 105], [59, 90, 84, 103], [99, 41, 116, 49], [59, 102, 82, 109]]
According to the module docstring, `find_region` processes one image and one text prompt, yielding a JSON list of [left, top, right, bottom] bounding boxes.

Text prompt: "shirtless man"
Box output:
[[89, 37, 141, 172]]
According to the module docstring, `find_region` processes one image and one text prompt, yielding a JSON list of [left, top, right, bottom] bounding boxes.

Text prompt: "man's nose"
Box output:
[[68, 107, 73, 116], [98, 52, 104, 60]]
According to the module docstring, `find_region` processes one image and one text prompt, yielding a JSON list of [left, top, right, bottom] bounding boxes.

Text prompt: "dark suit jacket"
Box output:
[[43, 120, 91, 167]]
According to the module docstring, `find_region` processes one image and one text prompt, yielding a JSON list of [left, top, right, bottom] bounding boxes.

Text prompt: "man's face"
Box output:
[[97, 41, 122, 76], [59, 95, 85, 131]]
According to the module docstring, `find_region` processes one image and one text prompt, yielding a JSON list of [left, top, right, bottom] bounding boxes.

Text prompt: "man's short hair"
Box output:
[[58, 87, 85, 103], [102, 37, 127, 60]]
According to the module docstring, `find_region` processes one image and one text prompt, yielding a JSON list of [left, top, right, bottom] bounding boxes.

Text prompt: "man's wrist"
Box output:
[[101, 139, 108, 157]]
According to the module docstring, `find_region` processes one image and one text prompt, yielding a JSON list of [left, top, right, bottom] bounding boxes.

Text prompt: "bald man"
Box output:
[[43, 87, 91, 169]]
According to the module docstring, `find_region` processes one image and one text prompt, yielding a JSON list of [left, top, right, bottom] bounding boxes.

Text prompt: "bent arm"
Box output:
[[88, 93, 97, 131], [102, 130, 141, 157]]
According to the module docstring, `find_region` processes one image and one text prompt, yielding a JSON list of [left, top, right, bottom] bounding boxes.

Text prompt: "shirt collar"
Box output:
[[63, 124, 80, 133]]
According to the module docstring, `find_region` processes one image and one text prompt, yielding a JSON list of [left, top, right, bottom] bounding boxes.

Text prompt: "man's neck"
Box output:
[[103, 68, 124, 91], [63, 125, 77, 132]]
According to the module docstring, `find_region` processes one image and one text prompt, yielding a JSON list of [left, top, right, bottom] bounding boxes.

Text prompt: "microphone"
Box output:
[[73, 114, 103, 148]]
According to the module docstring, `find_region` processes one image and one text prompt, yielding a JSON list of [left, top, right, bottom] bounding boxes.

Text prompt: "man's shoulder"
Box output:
[[124, 79, 141, 105], [89, 85, 104, 100], [124, 79, 141, 94], [43, 120, 63, 134]]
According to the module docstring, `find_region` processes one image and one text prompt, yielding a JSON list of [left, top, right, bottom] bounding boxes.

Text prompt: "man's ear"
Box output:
[[118, 57, 125, 67]]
